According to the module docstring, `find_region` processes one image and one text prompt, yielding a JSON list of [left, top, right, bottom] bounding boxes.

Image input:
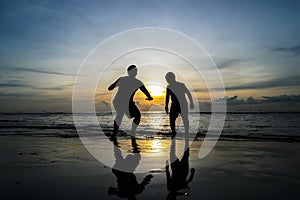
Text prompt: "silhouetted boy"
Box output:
[[108, 65, 153, 138], [164, 72, 194, 136]]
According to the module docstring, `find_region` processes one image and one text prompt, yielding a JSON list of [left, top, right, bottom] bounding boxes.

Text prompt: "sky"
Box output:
[[0, 0, 299, 112]]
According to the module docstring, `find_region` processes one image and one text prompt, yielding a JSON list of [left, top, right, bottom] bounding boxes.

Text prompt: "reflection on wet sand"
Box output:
[[108, 136, 153, 199], [166, 137, 195, 199], [107, 134, 196, 199]]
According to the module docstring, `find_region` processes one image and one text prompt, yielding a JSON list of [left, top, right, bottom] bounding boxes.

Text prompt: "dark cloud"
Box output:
[[36, 86, 64, 91], [225, 75, 300, 91], [213, 95, 300, 105], [200, 94, 300, 112], [193, 88, 208, 93], [214, 95, 245, 105], [262, 95, 300, 103], [8, 75, 24, 79], [0, 83, 25, 87], [60, 83, 74, 87], [0, 80, 65, 91], [193, 75, 299, 92], [0, 92, 36, 97], [217, 58, 251, 69], [46, 97, 71, 102], [0, 66, 76, 76], [271, 45, 300, 55]]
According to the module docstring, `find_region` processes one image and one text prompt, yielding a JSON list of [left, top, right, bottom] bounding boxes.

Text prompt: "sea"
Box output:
[[0, 112, 299, 142]]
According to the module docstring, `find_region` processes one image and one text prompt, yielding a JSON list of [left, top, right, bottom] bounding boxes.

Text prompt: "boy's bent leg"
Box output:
[[130, 104, 141, 136], [112, 113, 124, 137], [170, 114, 177, 135], [170, 105, 180, 136], [182, 114, 189, 135]]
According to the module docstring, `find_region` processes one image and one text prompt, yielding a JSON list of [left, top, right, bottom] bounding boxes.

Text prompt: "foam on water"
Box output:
[[0, 112, 299, 141]]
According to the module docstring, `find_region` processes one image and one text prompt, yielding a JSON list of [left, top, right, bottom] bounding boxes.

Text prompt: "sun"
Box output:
[[147, 84, 164, 97]]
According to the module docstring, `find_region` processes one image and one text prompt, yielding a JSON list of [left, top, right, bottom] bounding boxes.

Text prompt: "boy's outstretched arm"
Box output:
[[108, 78, 120, 91], [139, 85, 153, 101], [165, 88, 170, 114], [185, 85, 194, 109]]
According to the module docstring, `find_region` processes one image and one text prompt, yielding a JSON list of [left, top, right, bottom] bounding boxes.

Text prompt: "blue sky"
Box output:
[[0, 0, 299, 112]]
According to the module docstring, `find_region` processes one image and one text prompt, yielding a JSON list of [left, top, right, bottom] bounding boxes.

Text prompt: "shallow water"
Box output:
[[0, 112, 299, 141]]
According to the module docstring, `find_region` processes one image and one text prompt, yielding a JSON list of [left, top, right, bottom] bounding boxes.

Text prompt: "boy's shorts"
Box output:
[[170, 104, 181, 118], [113, 101, 140, 118], [170, 104, 188, 118]]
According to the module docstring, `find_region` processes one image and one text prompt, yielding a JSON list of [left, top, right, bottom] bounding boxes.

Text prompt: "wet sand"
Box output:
[[0, 135, 299, 200]]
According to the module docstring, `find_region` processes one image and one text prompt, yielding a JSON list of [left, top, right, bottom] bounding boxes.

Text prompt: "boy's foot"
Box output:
[[131, 137, 140, 153], [109, 133, 117, 141], [142, 174, 154, 185], [171, 131, 177, 139]]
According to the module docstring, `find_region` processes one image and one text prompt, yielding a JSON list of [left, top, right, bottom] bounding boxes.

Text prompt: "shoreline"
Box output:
[[0, 132, 299, 143]]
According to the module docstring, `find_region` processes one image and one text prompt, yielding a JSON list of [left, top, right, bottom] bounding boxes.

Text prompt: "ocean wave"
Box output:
[[0, 112, 299, 142], [0, 129, 298, 142]]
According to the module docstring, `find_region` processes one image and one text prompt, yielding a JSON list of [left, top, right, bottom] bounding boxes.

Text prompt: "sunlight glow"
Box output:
[[150, 139, 163, 153], [147, 84, 165, 97]]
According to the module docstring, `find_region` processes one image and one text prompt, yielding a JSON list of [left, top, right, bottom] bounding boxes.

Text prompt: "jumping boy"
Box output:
[[164, 72, 194, 136], [108, 65, 153, 138]]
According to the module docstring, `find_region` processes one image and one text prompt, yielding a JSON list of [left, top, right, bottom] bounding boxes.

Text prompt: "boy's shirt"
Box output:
[[114, 76, 143, 104], [166, 82, 188, 107]]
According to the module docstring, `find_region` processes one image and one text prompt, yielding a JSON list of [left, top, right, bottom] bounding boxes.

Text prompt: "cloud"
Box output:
[[214, 95, 245, 105], [213, 95, 300, 105], [46, 97, 71, 102], [60, 83, 74, 87], [217, 58, 251, 69], [271, 45, 300, 55], [8, 75, 24, 79], [0, 80, 65, 91], [200, 94, 300, 112], [192, 88, 208, 93], [35, 86, 64, 91], [262, 95, 300, 103], [0, 83, 26, 87], [225, 75, 300, 91], [0, 92, 36, 98], [0, 66, 76, 76], [193, 75, 299, 92]]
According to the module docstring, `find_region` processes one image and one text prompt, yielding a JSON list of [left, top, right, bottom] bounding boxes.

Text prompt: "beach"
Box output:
[[1, 135, 299, 200], [1, 1, 300, 199]]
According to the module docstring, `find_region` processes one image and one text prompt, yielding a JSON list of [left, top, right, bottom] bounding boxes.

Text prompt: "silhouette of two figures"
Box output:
[[108, 66, 194, 138], [107, 65, 196, 199]]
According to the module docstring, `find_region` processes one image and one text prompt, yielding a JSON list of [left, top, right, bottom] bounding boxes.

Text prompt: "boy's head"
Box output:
[[165, 72, 176, 84], [127, 65, 137, 77]]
